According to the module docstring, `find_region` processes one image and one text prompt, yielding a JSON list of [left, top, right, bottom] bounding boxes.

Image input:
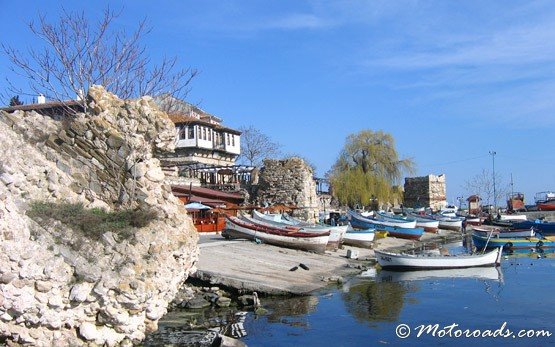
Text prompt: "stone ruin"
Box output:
[[253, 157, 319, 222], [0, 86, 199, 345], [403, 174, 447, 211]]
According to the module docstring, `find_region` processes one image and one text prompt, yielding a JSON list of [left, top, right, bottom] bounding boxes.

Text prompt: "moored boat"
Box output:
[[512, 219, 555, 236], [430, 215, 463, 231], [348, 210, 424, 240], [375, 247, 503, 270], [471, 233, 555, 250], [374, 211, 417, 228], [222, 216, 330, 253], [472, 226, 535, 238]]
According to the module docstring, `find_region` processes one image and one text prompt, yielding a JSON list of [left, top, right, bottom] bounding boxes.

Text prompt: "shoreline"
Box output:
[[192, 229, 463, 296]]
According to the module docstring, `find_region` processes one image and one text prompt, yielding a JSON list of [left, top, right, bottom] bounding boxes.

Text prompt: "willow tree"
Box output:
[[328, 130, 415, 207]]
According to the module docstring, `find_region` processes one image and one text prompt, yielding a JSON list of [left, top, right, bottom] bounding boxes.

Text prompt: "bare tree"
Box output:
[[237, 125, 281, 166], [463, 169, 509, 207], [2, 7, 196, 113]]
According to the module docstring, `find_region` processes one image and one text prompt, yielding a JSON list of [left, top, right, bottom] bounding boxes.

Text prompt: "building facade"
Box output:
[[403, 174, 447, 211]]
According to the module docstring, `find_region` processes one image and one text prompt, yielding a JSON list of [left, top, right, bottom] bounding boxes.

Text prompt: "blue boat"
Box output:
[[512, 220, 555, 235], [472, 233, 555, 250], [348, 210, 424, 240]]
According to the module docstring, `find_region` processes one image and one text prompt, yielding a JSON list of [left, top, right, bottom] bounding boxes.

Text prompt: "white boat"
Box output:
[[472, 227, 535, 238], [241, 213, 346, 250], [431, 215, 463, 231], [498, 214, 528, 222], [343, 228, 376, 248], [252, 209, 295, 225], [373, 211, 417, 229], [223, 216, 330, 253], [374, 247, 503, 270], [406, 213, 440, 233]]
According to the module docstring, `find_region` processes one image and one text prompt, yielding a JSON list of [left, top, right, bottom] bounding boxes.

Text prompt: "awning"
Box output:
[[184, 202, 212, 210]]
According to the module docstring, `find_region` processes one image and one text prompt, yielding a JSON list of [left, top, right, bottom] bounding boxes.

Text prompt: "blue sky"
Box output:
[[1, 0, 555, 206]]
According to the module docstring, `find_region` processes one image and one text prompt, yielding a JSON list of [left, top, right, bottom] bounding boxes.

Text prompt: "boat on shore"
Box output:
[[222, 216, 330, 253], [343, 227, 375, 248], [405, 212, 440, 233], [374, 247, 503, 270], [431, 215, 463, 231], [242, 213, 345, 251], [348, 210, 423, 240], [373, 211, 417, 228], [471, 233, 555, 250], [535, 191, 555, 211]]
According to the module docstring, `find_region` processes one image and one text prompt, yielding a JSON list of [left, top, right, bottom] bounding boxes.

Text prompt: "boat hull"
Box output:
[[343, 229, 376, 248], [349, 211, 423, 240], [223, 217, 329, 253], [472, 234, 555, 250], [512, 220, 555, 235], [375, 248, 502, 270], [472, 227, 535, 238]]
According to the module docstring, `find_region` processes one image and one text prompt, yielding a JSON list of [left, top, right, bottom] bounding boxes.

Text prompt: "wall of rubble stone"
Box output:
[[254, 157, 319, 222], [0, 86, 199, 346], [403, 174, 447, 211]]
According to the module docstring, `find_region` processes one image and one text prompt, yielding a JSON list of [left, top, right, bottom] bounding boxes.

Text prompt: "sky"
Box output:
[[1, 0, 555, 207]]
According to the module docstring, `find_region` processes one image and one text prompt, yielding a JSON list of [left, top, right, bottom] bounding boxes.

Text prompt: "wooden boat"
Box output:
[[240, 214, 345, 251], [374, 211, 417, 228], [512, 220, 555, 235], [464, 216, 483, 226], [375, 247, 503, 270], [472, 226, 535, 238], [222, 216, 330, 253], [405, 212, 440, 233], [498, 214, 527, 222], [430, 214, 463, 231], [472, 233, 555, 250], [348, 210, 423, 240], [343, 227, 376, 248], [252, 209, 295, 225]]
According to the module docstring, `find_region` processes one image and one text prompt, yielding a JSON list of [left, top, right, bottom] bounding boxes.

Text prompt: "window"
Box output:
[[179, 126, 186, 140], [226, 133, 230, 145], [231, 134, 235, 146], [188, 126, 194, 139], [208, 129, 212, 141], [202, 127, 206, 140]]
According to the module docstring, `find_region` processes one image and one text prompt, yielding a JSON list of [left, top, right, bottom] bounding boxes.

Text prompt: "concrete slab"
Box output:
[[192, 229, 462, 296]]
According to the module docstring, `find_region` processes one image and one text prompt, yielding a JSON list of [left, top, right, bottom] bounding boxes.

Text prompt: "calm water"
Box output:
[[154, 243, 555, 346]]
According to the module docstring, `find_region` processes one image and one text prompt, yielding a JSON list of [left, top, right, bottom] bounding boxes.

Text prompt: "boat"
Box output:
[[535, 191, 555, 211], [222, 216, 330, 253], [507, 192, 526, 212], [472, 226, 535, 238], [373, 211, 417, 228], [241, 213, 345, 251], [348, 210, 424, 240], [430, 214, 463, 231], [252, 209, 296, 225], [512, 219, 555, 235], [471, 233, 555, 250], [343, 227, 375, 248], [405, 212, 440, 233], [464, 216, 483, 226], [374, 247, 503, 270], [377, 266, 503, 282], [498, 214, 527, 222]]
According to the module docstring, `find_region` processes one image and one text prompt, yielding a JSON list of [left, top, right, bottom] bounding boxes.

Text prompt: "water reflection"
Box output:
[[263, 295, 319, 329], [341, 279, 413, 324], [377, 266, 504, 283]]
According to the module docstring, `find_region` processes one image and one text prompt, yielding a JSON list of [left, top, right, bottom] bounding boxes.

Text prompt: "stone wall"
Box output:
[[254, 157, 318, 222], [0, 86, 199, 346], [404, 174, 447, 211]]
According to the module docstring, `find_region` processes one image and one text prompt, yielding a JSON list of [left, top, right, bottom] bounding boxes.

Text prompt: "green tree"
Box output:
[[328, 130, 415, 207]]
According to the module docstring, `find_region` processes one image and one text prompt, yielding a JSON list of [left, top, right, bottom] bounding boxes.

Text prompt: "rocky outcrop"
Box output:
[[254, 157, 318, 222], [0, 86, 199, 345]]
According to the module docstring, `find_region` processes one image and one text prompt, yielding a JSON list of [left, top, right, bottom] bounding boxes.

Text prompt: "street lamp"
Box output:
[[489, 151, 496, 211]]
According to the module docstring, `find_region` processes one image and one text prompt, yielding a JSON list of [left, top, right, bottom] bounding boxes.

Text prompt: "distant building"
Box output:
[[403, 174, 447, 211]]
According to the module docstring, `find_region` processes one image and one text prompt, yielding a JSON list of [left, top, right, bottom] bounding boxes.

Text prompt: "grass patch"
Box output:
[[28, 201, 158, 242]]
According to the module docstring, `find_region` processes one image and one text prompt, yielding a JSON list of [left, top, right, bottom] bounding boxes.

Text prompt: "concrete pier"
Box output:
[[193, 229, 462, 295]]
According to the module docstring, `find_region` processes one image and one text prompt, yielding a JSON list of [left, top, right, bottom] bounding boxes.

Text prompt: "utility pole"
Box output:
[[489, 151, 497, 212]]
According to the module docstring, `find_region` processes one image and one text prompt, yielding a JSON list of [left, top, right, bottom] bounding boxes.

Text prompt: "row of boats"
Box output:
[[221, 209, 465, 255]]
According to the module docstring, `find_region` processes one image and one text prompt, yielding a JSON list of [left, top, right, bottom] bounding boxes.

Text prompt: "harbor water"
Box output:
[[153, 243, 555, 346]]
